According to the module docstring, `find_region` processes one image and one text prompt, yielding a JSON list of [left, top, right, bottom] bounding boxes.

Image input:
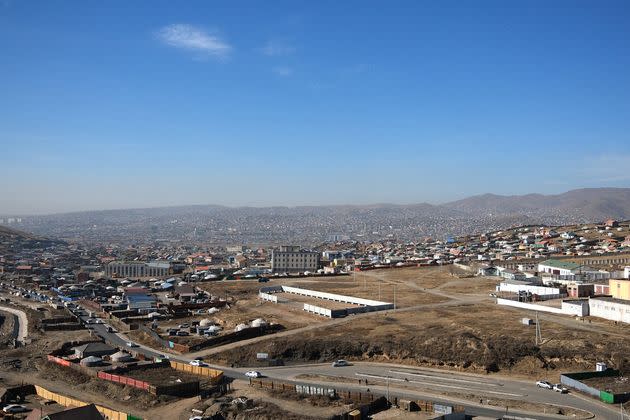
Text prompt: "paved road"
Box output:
[[0, 304, 28, 342], [233, 362, 621, 420], [71, 302, 621, 420]]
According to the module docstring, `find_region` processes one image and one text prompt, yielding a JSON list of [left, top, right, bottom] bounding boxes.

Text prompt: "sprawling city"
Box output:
[[2, 1, 630, 420]]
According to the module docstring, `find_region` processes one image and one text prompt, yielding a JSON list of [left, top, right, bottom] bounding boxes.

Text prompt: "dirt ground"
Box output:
[[124, 365, 204, 386], [0, 312, 15, 342], [205, 267, 630, 381]]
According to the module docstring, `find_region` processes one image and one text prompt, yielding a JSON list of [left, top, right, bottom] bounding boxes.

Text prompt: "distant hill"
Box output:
[[0, 225, 64, 247], [4, 187, 629, 244], [442, 188, 630, 220], [0, 225, 41, 241]]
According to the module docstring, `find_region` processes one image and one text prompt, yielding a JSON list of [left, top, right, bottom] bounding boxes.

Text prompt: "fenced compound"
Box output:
[[249, 378, 465, 414], [259, 285, 394, 318], [561, 369, 630, 404], [170, 360, 224, 384], [33, 385, 141, 420]]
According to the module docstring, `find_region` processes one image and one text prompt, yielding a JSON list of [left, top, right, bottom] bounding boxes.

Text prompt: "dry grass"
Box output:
[[206, 268, 630, 380]]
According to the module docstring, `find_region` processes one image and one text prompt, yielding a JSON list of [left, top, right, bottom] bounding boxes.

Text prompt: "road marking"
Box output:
[[388, 369, 503, 387], [355, 373, 525, 397]]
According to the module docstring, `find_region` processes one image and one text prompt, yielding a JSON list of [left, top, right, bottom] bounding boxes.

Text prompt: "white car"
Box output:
[[189, 360, 208, 367], [126, 341, 139, 348], [245, 370, 261, 378], [536, 380, 553, 389], [3, 404, 28, 413], [332, 359, 349, 367], [553, 384, 568, 393]]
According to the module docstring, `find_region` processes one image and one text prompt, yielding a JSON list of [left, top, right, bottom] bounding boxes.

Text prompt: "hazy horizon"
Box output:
[[2, 1, 630, 214], [2, 186, 630, 217]]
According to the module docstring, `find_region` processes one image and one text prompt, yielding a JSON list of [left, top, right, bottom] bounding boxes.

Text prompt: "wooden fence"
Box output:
[[34, 385, 138, 420], [170, 360, 223, 384], [97, 371, 152, 392], [249, 379, 465, 413]]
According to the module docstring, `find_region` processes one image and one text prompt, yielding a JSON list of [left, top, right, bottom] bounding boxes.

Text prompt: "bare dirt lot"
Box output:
[[125, 365, 203, 386]]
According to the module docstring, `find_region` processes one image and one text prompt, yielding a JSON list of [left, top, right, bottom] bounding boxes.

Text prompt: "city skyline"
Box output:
[[2, 1, 630, 214]]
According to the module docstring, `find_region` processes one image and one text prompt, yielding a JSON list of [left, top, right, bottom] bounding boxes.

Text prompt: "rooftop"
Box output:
[[590, 296, 630, 306], [540, 259, 581, 270]]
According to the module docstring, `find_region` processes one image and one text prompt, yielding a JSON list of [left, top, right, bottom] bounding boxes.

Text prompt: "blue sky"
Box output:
[[1, 1, 629, 214]]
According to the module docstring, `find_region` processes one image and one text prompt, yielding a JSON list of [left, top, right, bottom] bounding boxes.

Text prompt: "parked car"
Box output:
[[553, 384, 568, 393], [332, 359, 349, 367], [536, 380, 553, 389], [179, 323, 189, 328], [258, 277, 269, 283], [176, 331, 189, 336], [245, 371, 261, 378], [3, 404, 28, 413], [189, 360, 208, 367]]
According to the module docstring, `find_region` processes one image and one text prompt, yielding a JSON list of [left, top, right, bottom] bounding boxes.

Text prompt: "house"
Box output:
[[604, 219, 619, 228], [477, 265, 499, 276], [72, 342, 116, 359], [126, 294, 157, 311], [234, 254, 248, 268], [175, 285, 197, 302]]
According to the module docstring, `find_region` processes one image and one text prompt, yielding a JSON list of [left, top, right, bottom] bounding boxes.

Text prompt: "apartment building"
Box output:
[[271, 245, 319, 273]]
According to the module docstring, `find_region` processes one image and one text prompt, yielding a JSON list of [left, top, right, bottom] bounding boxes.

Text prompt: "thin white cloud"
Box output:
[[575, 154, 630, 183], [272, 66, 293, 77], [260, 41, 295, 56], [156, 24, 231, 58]]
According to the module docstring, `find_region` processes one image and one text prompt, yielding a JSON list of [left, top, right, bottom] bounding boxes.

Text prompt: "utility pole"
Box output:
[[535, 312, 542, 345]]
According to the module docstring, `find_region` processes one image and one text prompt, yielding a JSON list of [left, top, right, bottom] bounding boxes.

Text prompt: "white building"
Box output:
[[589, 297, 630, 324], [271, 246, 319, 273], [562, 299, 590, 316], [538, 259, 609, 283], [538, 259, 582, 276]]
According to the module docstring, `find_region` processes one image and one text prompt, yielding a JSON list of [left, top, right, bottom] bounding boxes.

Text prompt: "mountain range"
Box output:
[[1, 188, 629, 244]]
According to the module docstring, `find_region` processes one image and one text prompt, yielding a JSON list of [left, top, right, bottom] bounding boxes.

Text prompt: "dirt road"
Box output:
[[0, 305, 28, 342]]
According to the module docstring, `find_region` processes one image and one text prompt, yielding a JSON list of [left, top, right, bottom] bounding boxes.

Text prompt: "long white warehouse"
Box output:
[[259, 285, 394, 318]]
